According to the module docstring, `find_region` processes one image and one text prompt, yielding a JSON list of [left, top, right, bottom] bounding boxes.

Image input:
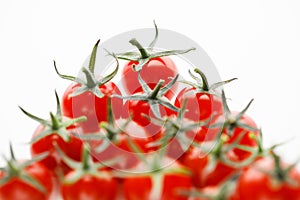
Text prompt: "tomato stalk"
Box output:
[[113, 71, 179, 118], [54, 39, 119, 98], [0, 143, 49, 193], [114, 21, 196, 71], [55, 143, 120, 184], [144, 99, 209, 151], [219, 90, 257, 135], [19, 91, 86, 143], [181, 68, 237, 94]]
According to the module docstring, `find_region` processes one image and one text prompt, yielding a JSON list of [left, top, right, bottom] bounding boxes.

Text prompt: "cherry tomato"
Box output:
[[30, 124, 83, 174], [122, 94, 177, 137], [235, 156, 300, 200], [61, 172, 118, 200], [62, 82, 123, 132], [175, 87, 223, 122], [59, 143, 119, 200], [225, 113, 258, 161], [0, 145, 53, 200], [122, 56, 178, 99]]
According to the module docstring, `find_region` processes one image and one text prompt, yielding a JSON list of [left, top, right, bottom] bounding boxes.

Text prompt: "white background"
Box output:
[[1, 0, 300, 168]]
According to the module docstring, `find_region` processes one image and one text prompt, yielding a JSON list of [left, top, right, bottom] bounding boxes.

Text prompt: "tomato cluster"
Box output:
[[1, 23, 300, 200]]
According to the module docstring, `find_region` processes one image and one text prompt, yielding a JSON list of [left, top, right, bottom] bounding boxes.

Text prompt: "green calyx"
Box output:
[[181, 68, 237, 94], [0, 143, 49, 193], [113, 72, 180, 119], [145, 99, 209, 151], [69, 98, 132, 154], [211, 90, 258, 136], [55, 142, 120, 185], [114, 21, 196, 71], [99, 97, 132, 143], [19, 91, 86, 143], [267, 153, 300, 187], [54, 39, 119, 98]]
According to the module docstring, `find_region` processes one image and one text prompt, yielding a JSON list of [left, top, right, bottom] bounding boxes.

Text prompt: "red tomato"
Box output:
[[121, 94, 177, 137], [175, 87, 223, 122], [62, 82, 123, 132], [61, 172, 118, 200], [0, 157, 53, 200], [183, 146, 238, 188], [122, 55, 178, 99], [235, 156, 300, 200], [221, 112, 259, 161], [123, 158, 192, 200], [30, 124, 83, 174]]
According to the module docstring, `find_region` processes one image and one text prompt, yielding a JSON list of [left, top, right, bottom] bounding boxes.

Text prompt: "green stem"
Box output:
[[213, 135, 228, 158], [150, 80, 165, 99], [9, 142, 16, 161], [82, 68, 97, 88], [50, 112, 60, 130], [107, 97, 114, 126], [82, 144, 91, 171], [129, 38, 150, 59], [273, 153, 285, 181], [194, 68, 209, 91], [88, 39, 100, 73]]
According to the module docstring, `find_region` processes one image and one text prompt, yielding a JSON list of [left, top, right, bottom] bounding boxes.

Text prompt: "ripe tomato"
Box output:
[[62, 82, 123, 133], [59, 143, 119, 200], [122, 96, 177, 136], [175, 87, 223, 122], [30, 124, 83, 174], [235, 156, 300, 200], [174, 69, 236, 143], [122, 56, 178, 99], [61, 172, 118, 200], [183, 146, 238, 188], [223, 113, 259, 161], [216, 91, 259, 161], [0, 163, 53, 200], [0, 145, 53, 200], [123, 158, 192, 200], [19, 91, 86, 174], [55, 39, 122, 133]]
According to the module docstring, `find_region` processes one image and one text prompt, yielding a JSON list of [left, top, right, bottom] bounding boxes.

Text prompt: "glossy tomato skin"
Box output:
[[175, 88, 223, 143], [122, 94, 177, 136], [0, 162, 53, 200], [122, 56, 178, 99], [62, 82, 123, 133], [61, 172, 118, 200], [235, 157, 300, 200], [223, 113, 259, 161], [123, 172, 192, 200], [30, 125, 83, 174], [183, 147, 237, 188], [175, 88, 223, 122]]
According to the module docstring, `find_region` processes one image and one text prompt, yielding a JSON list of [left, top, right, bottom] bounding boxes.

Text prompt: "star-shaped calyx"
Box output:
[[113, 72, 180, 119], [54, 39, 119, 98], [0, 143, 49, 193], [113, 21, 196, 72], [18, 91, 86, 143]]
